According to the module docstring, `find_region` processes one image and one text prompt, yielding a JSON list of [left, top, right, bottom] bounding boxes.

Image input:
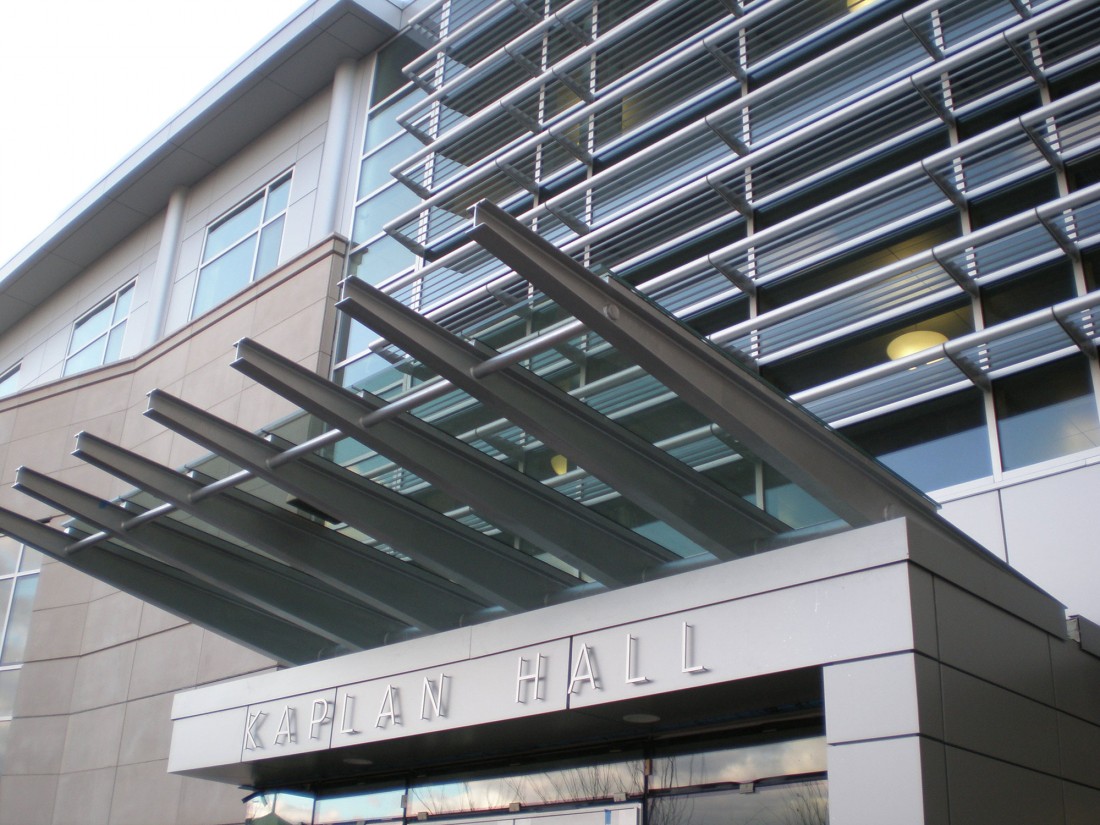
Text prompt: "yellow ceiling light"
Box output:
[[550, 454, 569, 475], [847, 0, 878, 10], [886, 330, 949, 361]]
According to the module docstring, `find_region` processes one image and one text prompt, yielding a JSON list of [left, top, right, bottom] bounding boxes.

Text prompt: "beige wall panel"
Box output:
[[24, 602, 88, 660], [13, 659, 77, 718], [108, 759, 182, 825], [51, 767, 116, 825], [81, 591, 144, 654], [0, 774, 58, 825]]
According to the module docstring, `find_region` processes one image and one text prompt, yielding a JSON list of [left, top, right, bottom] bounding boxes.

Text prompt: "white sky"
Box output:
[[0, 0, 307, 268]]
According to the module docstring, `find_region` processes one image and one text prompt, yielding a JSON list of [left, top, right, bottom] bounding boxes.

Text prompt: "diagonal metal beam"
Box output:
[[13, 467, 397, 651], [0, 507, 338, 665], [232, 337, 677, 586], [338, 278, 788, 560], [467, 199, 939, 528], [144, 390, 574, 612], [72, 431, 468, 632]]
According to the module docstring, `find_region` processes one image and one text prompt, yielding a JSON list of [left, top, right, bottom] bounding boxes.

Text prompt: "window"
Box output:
[[191, 173, 292, 319], [0, 365, 18, 397], [842, 389, 992, 492], [994, 356, 1100, 471], [63, 281, 135, 376], [0, 537, 41, 770]]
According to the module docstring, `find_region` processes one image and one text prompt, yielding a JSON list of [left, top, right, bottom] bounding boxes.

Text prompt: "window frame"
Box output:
[[63, 280, 136, 377], [0, 539, 41, 771], [190, 171, 293, 320]]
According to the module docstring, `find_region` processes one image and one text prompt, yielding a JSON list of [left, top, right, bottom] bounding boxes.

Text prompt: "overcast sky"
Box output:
[[0, 0, 306, 267]]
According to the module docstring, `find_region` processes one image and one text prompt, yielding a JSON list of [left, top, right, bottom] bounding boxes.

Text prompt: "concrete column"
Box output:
[[823, 653, 948, 824], [145, 186, 188, 347], [314, 58, 360, 244]]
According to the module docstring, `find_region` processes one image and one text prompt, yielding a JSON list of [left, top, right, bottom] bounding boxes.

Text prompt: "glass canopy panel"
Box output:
[[452, 319, 845, 539]]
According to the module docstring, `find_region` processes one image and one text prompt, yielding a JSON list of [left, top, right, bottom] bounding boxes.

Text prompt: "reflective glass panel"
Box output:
[[359, 132, 421, 199], [0, 366, 19, 397], [256, 216, 286, 278], [18, 548, 41, 573], [408, 756, 644, 816], [205, 196, 264, 262], [647, 780, 827, 825], [347, 235, 417, 285], [313, 787, 404, 824], [112, 283, 134, 323], [193, 235, 259, 317], [104, 325, 126, 365], [842, 389, 992, 492], [1, 576, 38, 665], [650, 736, 827, 789], [0, 669, 19, 718], [69, 301, 112, 353], [995, 356, 1100, 470], [245, 790, 315, 825], [265, 178, 292, 221], [63, 338, 109, 376], [352, 183, 422, 245], [0, 539, 19, 576]]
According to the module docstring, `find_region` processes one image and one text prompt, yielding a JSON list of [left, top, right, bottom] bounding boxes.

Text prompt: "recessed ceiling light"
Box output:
[[622, 713, 661, 724]]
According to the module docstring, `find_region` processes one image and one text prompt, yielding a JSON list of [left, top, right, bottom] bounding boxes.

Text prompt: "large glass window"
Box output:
[[191, 173, 292, 319], [0, 365, 18, 397], [0, 537, 42, 771], [994, 356, 1100, 471], [842, 389, 992, 492], [63, 281, 135, 376]]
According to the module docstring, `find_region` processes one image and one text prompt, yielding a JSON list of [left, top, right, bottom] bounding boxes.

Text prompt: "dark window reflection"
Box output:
[[994, 356, 1100, 470], [649, 782, 828, 825]]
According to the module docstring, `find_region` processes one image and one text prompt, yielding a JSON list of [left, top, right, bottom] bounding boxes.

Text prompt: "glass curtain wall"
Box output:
[[334, 0, 1100, 546]]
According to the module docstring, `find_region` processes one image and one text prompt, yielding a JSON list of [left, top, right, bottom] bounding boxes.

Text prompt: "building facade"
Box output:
[[0, 0, 1099, 822]]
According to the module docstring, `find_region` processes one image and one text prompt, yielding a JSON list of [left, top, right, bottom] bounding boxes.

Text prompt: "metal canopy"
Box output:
[[338, 277, 789, 560], [0, 507, 337, 665], [232, 337, 677, 585], [72, 431, 469, 632], [467, 199, 940, 528], [1, 203, 962, 667], [143, 390, 573, 613], [13, 467, 399, 652]]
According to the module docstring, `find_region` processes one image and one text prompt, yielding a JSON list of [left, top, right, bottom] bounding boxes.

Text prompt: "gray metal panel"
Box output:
[[0, 507, 334, 665], [12, 467, 395, 652], [338, 278, 787, 560], [143, 390, 573, 612], [71, 431, 470, 632], [232, 337, 676, 585], [467, 199, 939, 529]]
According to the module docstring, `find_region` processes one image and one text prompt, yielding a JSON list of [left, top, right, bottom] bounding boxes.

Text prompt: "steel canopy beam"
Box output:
[[232, 337, 676, 586], [0, 507, 338, 665], [144, 390, 572, 612], [338, 277, 787, 560], [72, 431, 459, 632], [468, 199, 939, 528], [13, 466, 395, 651]]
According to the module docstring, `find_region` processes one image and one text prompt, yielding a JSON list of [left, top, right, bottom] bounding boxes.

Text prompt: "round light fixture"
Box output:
[[886, 330, 948, 361], [550, 454, 569, 475]]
